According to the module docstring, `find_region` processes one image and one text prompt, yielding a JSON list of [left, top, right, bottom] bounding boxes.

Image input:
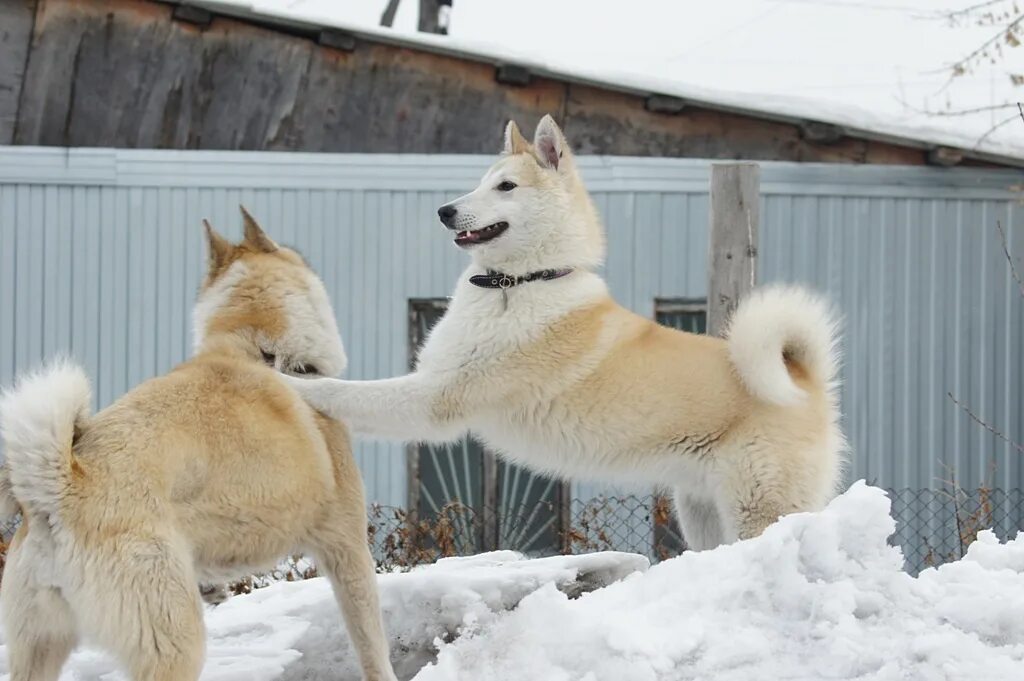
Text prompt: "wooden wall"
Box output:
[[0, 0, 990, 165]]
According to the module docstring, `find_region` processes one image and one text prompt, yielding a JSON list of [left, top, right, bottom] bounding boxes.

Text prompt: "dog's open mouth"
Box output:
[[454, 221, 509, 247]]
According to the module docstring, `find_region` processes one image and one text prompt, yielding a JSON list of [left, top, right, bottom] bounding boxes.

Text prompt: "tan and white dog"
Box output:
[[288, 115, 846, 551], [0, 211, 397, 681]]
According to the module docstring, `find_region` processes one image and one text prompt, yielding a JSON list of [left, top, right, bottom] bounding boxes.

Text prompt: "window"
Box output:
[[655, 298, 707, 334]]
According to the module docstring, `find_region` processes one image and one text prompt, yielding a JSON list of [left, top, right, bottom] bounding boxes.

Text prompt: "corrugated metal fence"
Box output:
[[1, 147, 1022, 568]]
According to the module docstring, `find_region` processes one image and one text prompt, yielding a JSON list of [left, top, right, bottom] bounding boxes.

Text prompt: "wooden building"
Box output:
[[2, 0, 1021, 168]]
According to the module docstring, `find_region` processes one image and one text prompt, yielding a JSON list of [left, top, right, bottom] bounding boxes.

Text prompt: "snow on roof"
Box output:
[[177, 0, 1024, 166]]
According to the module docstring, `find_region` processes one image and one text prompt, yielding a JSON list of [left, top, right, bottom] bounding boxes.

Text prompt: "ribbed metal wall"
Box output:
[[0, 148, 1021, 511]]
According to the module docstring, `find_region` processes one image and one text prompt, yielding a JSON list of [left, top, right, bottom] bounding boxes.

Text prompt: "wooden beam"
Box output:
[[495, 64, 531, 87], [927, 146, 964, 167], [318, 29, 356, 52], [707, 163, 760, 337], [799, 120, 845, 144], [171, 4, 212, 27], [644, 94, 687, 115]]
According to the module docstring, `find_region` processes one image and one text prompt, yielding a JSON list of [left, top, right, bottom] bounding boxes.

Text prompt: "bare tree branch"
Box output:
[[972, 111, 1024, 148], [905, 102, 1022, 117], [943, 0, 1012, 20], [380, 0, 401, 27], [946, 13, 1024, 74], [948, 392, 1024, 455], [995, 220, 1024, 299]]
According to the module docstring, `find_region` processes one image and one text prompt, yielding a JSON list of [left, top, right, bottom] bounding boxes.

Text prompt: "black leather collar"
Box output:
[[469, 268, 573, 290]]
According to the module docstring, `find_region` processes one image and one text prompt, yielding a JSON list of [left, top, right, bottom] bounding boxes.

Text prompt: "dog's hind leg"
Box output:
[[309, 503, 397, 681], [95, 534, 206, 681], [718, 445, 808, 542], [672, 490, 725, 551], [1, 530, 78, 681]]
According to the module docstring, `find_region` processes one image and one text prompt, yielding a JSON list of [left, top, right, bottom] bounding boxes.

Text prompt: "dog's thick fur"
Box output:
[[288, 115, 846, 550], [0, 212, 397, 681]]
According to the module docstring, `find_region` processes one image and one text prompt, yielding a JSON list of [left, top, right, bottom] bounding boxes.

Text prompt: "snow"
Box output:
[[4, 482, 1024, 680], [419, 482, 1024, 681], [200, 0, 1024, 160], [0, 551, 648, 680]]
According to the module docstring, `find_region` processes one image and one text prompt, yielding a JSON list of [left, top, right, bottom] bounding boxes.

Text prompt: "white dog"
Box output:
[[289, 115, 845, 549]]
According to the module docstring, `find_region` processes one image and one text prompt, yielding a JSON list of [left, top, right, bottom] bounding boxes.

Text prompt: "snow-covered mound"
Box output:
[[417, 481, 1024, 681], [0, 551, 647, 680], [3, 481, 1024, 680]]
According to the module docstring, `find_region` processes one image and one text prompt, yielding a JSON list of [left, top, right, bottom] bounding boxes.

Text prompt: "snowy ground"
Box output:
[[3, 481, 1024, 680]]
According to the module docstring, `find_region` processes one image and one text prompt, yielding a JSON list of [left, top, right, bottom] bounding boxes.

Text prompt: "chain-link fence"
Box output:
[[889, 487, 1024, 574], [2, 487, 1021, 582], [364, 488, 1024, 574]]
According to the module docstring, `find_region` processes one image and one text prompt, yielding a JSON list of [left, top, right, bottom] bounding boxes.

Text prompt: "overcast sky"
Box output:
[[230, 0, 1024, 155]]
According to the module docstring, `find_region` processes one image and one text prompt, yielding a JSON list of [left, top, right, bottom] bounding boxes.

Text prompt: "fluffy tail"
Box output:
[[726, 285, 840, 406], [0, 359, 92, 517]]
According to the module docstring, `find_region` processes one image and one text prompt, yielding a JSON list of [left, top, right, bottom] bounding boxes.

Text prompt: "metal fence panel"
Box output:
[[0, 147, 1021, 538]]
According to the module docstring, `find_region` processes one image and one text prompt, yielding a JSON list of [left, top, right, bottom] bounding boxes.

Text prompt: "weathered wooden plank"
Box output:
[[707, 163, 759, 337], [0, 0, 36, 145]]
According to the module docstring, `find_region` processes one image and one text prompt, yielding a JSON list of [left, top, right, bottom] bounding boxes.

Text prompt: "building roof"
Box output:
[[167, 0, 1024, 168]]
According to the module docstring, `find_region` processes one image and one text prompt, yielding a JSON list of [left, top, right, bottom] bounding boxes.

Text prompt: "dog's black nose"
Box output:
[[438, 204, 458, 228]]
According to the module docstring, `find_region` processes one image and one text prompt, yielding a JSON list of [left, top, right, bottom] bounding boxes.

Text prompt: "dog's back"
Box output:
[[60, 353, 340, 581]]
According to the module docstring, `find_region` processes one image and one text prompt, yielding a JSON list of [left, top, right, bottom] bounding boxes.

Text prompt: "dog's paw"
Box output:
[[199, 583, 229, 606]]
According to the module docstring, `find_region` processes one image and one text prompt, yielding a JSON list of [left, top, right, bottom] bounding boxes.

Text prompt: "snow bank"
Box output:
[[417, 481, 1024, 681], [0, 551, 647, 680], [3, 482, 1024, 680]]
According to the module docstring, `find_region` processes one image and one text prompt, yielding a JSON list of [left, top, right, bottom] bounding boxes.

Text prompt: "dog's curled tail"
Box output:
[[0, 359, 92, 518], [726, 285, 840, 406]]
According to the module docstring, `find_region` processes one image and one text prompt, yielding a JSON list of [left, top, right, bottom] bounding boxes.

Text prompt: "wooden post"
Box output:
[[380, 0, 401, 27], [418, 0, 448, 34], [481, 454, 499, 551], [557, 481, 573, 554], [707, 163, 760, 337]]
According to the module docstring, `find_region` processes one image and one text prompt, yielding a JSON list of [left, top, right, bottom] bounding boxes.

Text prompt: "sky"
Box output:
[[220, 0, 1024, 156]]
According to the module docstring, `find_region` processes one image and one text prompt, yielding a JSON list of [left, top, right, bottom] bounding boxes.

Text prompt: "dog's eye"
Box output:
[[261, 350, 276, 366], [496, 181, 517, 192], [292, 364, 320, 377]]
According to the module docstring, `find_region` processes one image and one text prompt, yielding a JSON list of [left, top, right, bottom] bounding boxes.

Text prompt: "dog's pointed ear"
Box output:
[[533, 114, 570, 171], [503, 120, 530, 154], [203, 219, 233, 275], [240, 205, 278, 253]]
